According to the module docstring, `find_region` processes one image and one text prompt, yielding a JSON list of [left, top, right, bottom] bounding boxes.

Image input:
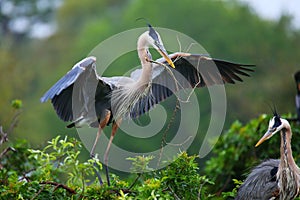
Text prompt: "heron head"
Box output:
[[255, 113, 284, 147], [147, 24, 175, 68]]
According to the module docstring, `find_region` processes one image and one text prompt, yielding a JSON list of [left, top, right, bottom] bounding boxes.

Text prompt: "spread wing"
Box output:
[[40, 56, 113, 126], [129, 53, 254, 118]]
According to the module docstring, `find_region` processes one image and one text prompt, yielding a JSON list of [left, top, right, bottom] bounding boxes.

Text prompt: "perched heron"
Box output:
[[235, 113, 300, 200], [41, 24, 253, 185]]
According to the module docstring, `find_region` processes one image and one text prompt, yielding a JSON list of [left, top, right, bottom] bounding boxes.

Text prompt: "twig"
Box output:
[[146, 58, 183, 93], [79, 171, 85, 199], [147, 57, 201, 104], [7, 110, 22, 135], [0, 147, 16, 159], [165, 136, 193, 147], [198, 180, 207, 200], [157, 99, 180, 167], [128, 173, 142, 190], [40, 181, 77, 194], [216, 175, 231, 196], [18, 168, 40, 182], [168, 185, 181, 200], [31, 185, 46, 200], [0, 126, 8, 145]]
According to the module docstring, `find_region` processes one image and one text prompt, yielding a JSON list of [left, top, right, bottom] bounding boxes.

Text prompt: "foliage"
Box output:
[[0, 134, 214, 199], [149, 152, 214, 199], [1, 136, 98, 199], [2, 106, 300, 199], [126, 155, 154, 173], [11, 99, 23, 110]]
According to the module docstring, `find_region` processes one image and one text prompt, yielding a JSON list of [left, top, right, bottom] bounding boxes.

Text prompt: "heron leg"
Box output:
[[104, 118, 122, 186], [90, 111, 111, 185], [90, 111, 111, 157]]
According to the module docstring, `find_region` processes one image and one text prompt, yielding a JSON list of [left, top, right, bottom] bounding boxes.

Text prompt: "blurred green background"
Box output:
[[1, 0, 299, 165]]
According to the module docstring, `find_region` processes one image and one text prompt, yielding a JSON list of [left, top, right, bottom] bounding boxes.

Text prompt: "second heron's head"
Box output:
[[138, 24, 175, 68], [255, 113, 289, 147]]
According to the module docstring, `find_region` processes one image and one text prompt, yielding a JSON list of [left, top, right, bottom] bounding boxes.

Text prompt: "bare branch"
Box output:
[[0, 147, 16, 159], [40, 181, 77, 194], [0, 126, 8, 145]]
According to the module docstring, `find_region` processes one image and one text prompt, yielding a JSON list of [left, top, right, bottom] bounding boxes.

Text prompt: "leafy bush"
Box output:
[[0, 135, 214, 199], [2, 102, 300, 199]]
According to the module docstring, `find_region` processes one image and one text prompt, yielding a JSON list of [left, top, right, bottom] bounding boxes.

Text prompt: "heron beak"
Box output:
[[255, 130, 273, 147], [156, 44, 175, 68]]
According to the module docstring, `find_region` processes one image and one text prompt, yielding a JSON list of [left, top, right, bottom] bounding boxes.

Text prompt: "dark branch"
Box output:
[[0, 126, 8, 145], [7, 110, 22, 135], [0, 147, 16, 159], [40, 181, 77, 194], [128, 173, 142, 190]]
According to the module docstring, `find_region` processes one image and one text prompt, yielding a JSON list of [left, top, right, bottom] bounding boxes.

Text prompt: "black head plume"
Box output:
[[135, 18, 159, 41], [273, 108, 279, 118], [147, 24, 159, 41], [136, 17, 150, 24], [272, 115, 282, 129], [267, 102, 278, 117], [267, 102, 281, 128], [271, 106, 281, 128]]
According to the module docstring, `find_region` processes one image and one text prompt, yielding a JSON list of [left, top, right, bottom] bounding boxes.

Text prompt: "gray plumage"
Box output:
[[235, 159, 279, 200]]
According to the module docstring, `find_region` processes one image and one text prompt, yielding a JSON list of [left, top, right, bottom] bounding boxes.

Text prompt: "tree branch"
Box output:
[[0, 126, 8, 145], [40, 181, 77, 194]]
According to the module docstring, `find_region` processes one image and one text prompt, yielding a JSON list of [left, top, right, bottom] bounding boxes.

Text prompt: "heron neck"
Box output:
[[139, 60, 152, 86], [278, 126, 300, 198], [137, 34, 152, 86], [279, 127, 298, 172]]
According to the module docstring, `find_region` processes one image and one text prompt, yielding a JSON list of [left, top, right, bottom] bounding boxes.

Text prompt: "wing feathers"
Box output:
[[129, 53, 254, 118], [43, 54, 254, 121], [41, 57, 113, 124]]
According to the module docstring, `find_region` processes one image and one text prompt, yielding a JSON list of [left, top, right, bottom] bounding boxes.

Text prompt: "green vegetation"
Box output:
[[0, 135, 213, 199], [1, 102, 300, 199]]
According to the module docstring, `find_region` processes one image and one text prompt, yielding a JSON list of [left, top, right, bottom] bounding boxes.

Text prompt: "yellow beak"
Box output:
[[158, 49, 175, 68], [255, 131, 272, 147]]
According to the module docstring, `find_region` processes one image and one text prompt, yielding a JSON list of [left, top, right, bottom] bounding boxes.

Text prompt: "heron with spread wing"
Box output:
[[41, 24, 253, 185], [235, 113, 300, 200]]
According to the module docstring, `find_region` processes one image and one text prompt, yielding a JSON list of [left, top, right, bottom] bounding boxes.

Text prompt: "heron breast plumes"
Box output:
[[110, 81, 152, 120]]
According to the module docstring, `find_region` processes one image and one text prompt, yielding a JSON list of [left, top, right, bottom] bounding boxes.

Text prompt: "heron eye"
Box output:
[[270, 127, 276, 132]]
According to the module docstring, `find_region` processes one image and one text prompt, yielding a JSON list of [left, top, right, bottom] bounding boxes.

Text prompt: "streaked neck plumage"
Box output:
[[277, 120, 300, 199]]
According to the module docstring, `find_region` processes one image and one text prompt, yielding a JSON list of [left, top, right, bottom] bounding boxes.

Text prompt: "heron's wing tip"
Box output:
[[40, 96, 48, 103]]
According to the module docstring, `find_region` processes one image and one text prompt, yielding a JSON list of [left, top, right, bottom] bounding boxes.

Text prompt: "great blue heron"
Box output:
[[235, 113, 300, 199], [41, 24, 253, 185]]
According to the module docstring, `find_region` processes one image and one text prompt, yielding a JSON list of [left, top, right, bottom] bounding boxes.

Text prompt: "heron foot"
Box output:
[[90, 154, 103, 185], [105, 165, 110, 186]]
